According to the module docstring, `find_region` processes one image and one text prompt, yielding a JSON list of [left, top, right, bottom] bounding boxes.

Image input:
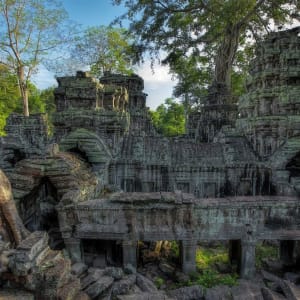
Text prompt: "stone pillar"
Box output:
[[229, 240, 241, 269], [181, 240, 197, 274], [240, 239, 256, 279], [280, 240, 295, 265], [64, 237, 82, 263], [122, 240, 137, 269]]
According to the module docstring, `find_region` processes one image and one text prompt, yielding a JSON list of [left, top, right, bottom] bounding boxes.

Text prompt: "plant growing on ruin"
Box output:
[[0, 0, 74, 116], [56, 26, 135, 78], [0, 64, 51, 135], [255, 242, 278, 269], [113, 0, 299, 100]]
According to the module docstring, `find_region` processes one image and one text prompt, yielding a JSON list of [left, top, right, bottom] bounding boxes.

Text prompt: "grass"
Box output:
[[194, 269, 238, 288], [195, 245, 229, 269], [255, 242, 278, 268]]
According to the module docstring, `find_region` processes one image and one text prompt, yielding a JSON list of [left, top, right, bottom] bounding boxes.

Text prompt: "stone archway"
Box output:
[[59, 128, 112, 184], [269, 136, 300, 170], [59, 128, 112, 164], [8, 153, 98, 249]]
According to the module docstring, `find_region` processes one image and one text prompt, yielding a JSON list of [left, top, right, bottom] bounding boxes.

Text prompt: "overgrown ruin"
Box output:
[[1, 27, 300, 299]]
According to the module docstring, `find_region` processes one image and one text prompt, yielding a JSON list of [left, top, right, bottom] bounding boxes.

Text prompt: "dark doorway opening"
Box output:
[[20, 177, 64, 250], [82, 239, 123, 268]]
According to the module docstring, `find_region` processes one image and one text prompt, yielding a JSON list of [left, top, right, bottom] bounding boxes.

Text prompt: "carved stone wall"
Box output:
[[237, 27, 300, 158]]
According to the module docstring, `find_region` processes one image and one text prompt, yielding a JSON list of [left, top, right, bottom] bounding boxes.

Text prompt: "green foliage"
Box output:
[[0, 0, 75, 115], [0, 65, 56, 135], [154, 277, 165, 289], [256, 242, 278, 269], [196, 246, 229, 269], [114, 0, 299, 102], [170, 241, 180, 258], [184, 245, 238, 289], [195, 269, 238, 289], [61, 26, 135, 77], [0, 65, 20, 135], [150, 98, 185, 136]]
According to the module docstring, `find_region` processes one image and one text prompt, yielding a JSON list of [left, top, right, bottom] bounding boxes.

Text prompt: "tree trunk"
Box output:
[[213, 23, 241, 93], [17, 65, 29, 117], [0, 169, 29, 245]]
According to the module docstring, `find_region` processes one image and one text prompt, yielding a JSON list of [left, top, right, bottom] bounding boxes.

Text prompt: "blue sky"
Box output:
[[33, 0, 175, 109], [61, 0, 126, 27]]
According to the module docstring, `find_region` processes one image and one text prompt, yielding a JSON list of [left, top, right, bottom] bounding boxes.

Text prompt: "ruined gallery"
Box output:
[[0, 27, 300, 299]]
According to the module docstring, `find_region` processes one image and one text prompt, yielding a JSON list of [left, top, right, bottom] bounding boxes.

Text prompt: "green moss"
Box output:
[[196, 269, 238, 288], [196, 246, 229, 269], [256, 242, 278, 269], [170, 241, 180, 258], [154, 277, 165, 289]]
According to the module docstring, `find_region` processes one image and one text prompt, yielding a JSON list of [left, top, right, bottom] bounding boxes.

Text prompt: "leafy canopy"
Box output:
[[54, 26, 135, 77], [0, 64, 52, 135], [0, 0, 75, 115], [150, 98, 185, 137], [114, 0, 299, 101]]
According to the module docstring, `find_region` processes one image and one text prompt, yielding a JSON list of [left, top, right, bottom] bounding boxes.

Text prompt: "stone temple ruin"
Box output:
[[0, 27, 300, 298]]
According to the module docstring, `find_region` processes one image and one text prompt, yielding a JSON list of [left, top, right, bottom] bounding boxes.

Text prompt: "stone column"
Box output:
[[122, 240, 137, 269], [181, 240, 197, 274], [280, 240, 295, 265], [64, 237, 82, 263], [240, 239, 256, 279]]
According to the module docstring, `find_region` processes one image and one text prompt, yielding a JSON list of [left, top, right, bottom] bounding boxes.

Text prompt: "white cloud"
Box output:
[[32, 65, 57, 89], [136, 61, 177, 110]]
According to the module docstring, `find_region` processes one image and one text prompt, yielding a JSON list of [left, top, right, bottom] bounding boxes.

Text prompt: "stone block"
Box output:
[[84, 276, 114, 299], [168, 285, 204, 300], [112, 274, 136, 296], [136, 273, 158, 292]]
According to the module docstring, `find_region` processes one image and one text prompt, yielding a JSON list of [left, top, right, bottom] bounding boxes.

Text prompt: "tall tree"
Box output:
[[0, 64, 19, 135], [150, 98, 185, 136], [0, 0, 74, 116], [114, 0, 299, 96], [54, 26, 135, 77]]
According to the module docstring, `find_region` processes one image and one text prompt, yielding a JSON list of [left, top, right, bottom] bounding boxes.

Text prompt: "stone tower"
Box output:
[[237, 27, 300, 158]]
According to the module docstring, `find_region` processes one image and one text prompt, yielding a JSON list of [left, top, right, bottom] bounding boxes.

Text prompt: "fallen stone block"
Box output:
[[279, 280, 300, 300], [84, 276, 114, 299], [168, 285, 204, 300], [81, 268, 105, 290], [71, 262, 88, 277], [112, 274, 136, 296], [136, 273, 158, 292], [104, 266, 124, 280], [205, 285, 232, 300]]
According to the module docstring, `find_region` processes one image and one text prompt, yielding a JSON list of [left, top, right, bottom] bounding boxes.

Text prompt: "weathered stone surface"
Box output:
[[116, 292, 173, 300], [112, 274, 136, 296], [279, 280, 300, 300], [57, 277, 81, 300], [84, 276, 114, 299], [136, 273, 158, 292], [158, 261, 175, 276], [168, 285, 204, 300], [71, 262, 88, 277], [104, 267, 124, 280], [261, 287, 285, 300], [283, 272, 300, 284], [231, 280, 264, 300], [10, 231, 48, 276], [205, 285, 232, 300], [0, 289, 34, 300], [1, 27, 300, 300], [81, 268, 105, 290]]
